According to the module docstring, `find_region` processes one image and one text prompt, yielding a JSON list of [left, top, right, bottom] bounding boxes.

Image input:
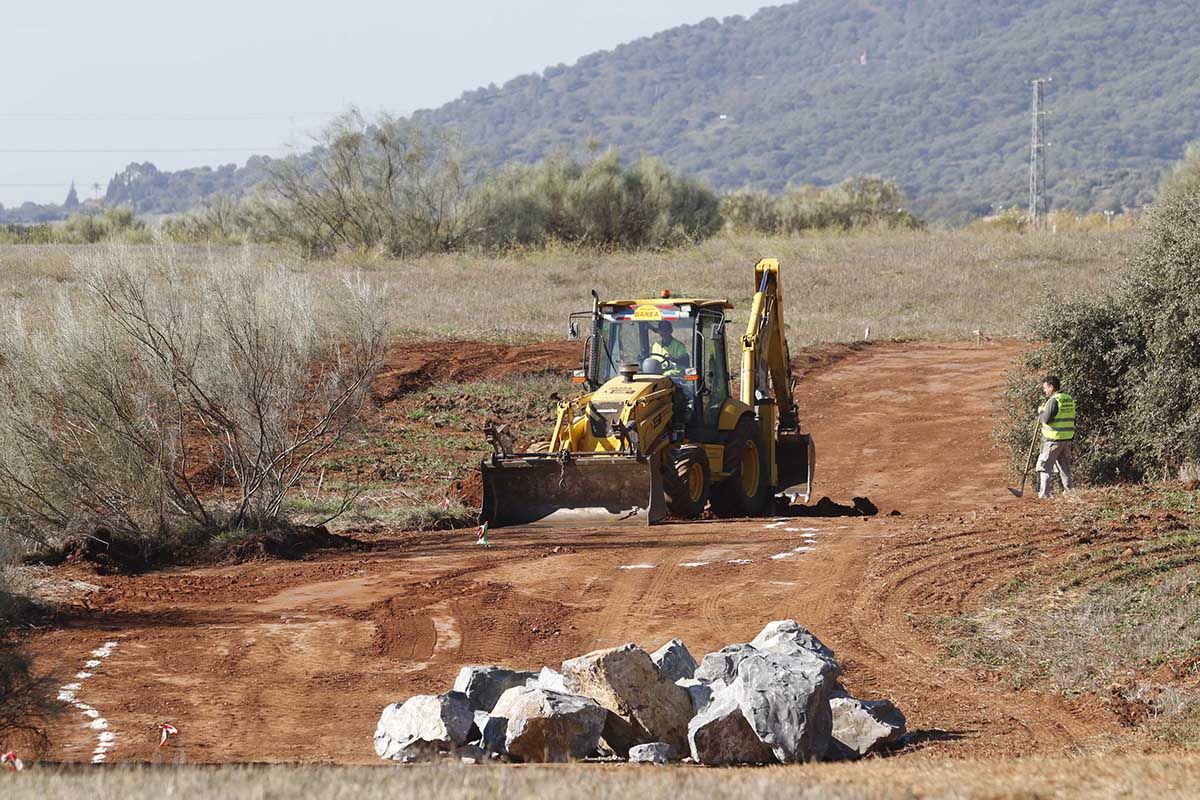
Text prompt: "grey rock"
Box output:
[[694, 643, 757, 684], [651, 638, 698, 682], [529, 665, 569, 693], [829, 694, 906, 759], [628, 741, 676, 764], [687, 691, 776, 766], [729, 650, 833, 764], [374, 691, 474, 761], [749, 620, 840, 679], [491, 685, 606, 763], [676, 677, 717, 716], [562, 643, 693, 756], [472, 710, 507, 754], [453, 665, 538, 713]]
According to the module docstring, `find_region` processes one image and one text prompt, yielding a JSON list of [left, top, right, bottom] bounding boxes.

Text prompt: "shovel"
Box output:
[[1008, 422, 1041, 497]]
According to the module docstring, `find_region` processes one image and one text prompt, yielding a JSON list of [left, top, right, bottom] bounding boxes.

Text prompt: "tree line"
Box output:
[[157, 112, 919, 257]]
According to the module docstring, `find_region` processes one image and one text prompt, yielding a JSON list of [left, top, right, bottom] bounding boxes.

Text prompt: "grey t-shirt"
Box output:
[[1040, 396, 1059, 425]]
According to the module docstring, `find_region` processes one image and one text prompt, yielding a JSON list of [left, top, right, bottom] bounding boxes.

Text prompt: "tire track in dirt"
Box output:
[[827, 519, 1114, 754]]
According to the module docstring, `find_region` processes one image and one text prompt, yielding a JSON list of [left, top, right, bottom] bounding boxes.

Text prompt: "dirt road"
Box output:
[[29, 339, 1124, 765]]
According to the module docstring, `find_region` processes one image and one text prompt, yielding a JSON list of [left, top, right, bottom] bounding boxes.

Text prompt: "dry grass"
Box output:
[[6, 754, 1200, 800], [342, 229, 1139, 344], [0, 228, 1137, 346], [939, 486, 1200, 744]]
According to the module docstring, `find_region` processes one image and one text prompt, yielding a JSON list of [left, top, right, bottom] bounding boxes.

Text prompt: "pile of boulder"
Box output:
[[374, 619, 905, 766]]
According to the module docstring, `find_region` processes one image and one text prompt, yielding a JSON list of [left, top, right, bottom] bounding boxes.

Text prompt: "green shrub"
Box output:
[[59, 207, 150, 244], [0, 208, 150, 246], [160, 196, 278, 245], [1000, 185, 1200, 482], [1159, 141, 1200, 203], [470, 149, 722, 250], [720, 176, 923, 235], [720, 190, 782, 234]]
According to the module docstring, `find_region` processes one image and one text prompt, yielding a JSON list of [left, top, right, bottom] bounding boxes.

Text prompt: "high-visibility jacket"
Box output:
[[651, 338, 689, 375], [1041, 392, 1076, 441]]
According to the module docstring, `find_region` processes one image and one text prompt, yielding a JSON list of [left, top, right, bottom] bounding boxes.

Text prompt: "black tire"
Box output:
[[711, 416, 770, 518], [664, 445, 711, 519]]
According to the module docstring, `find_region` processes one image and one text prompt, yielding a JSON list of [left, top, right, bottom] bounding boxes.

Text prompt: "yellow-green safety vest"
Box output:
[[651, 338, 689, 375], [1041, 392, 1076, 441]]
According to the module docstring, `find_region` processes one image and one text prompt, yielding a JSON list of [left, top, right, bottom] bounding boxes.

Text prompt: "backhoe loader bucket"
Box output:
[[776, 432, 815, 504], [480, 454, 666, 528]]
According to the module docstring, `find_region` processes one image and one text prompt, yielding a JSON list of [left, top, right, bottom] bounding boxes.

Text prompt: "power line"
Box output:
[[0, 147, 293, 154], [0, 183, 108, 188], [0, 112, 338, 121]]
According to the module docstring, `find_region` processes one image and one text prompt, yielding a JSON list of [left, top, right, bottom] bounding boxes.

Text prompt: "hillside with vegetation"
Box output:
[[418, 0, 1200, 222], [7, 0, 1198, 225]]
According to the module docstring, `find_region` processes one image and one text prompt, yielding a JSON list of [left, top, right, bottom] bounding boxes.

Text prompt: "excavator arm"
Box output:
[[739, 258, 814, 501]]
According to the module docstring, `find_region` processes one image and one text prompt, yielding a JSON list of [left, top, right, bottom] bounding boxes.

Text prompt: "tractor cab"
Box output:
[[573, 296, 734, 430]]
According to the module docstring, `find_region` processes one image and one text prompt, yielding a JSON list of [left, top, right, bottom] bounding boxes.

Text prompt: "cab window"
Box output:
[[699, 314, 729, 422]]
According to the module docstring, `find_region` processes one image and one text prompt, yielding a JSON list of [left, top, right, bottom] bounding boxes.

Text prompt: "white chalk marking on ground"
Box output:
[[727, 559, 752, 565], [428, 601, 462, 656], [792, 546, 814, 553], [763, 521, 788, 529], [618, 563, 657, 570], [431, 616, 462, 655], [680, 561, 711, 568], [769, 552, 795, 560], [55, 639, 119, 764], [785, 527, 820, 533]]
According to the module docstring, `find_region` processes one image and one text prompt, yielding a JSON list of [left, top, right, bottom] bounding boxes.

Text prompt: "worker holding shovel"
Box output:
[[1035, 374, 1075, 498]]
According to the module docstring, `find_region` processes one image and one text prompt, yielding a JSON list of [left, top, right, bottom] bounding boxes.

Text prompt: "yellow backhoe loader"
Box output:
[[479, 258, 815, 527]]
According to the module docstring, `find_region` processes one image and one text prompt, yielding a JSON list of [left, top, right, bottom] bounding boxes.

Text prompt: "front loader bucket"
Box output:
[[480, 455, 666, 529], [776, 433, 815, 504]]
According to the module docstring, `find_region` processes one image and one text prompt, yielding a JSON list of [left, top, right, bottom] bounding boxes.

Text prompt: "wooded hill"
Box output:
[[11, 0, 1197, 225], [416, 0, 1200, 222]]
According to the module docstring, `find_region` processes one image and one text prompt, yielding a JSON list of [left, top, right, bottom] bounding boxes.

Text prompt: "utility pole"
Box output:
[[1028, 77, 1051, 228]]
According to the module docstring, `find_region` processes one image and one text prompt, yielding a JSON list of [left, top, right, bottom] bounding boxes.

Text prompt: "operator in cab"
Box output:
[[650, 320, 690, 377]]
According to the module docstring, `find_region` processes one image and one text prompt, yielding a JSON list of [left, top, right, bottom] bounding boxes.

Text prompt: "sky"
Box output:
[[0, 1, 770, 207]]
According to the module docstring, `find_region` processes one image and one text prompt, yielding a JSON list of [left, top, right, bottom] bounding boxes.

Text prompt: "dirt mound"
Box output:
[[217, 525, 361, 564], [372, 340, 580, 403], [784, 496, 879, 517]]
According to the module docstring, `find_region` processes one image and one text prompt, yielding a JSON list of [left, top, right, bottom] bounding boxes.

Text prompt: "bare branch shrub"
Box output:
[[0, 245, 389, 552], [261, 110, 475, 258]]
